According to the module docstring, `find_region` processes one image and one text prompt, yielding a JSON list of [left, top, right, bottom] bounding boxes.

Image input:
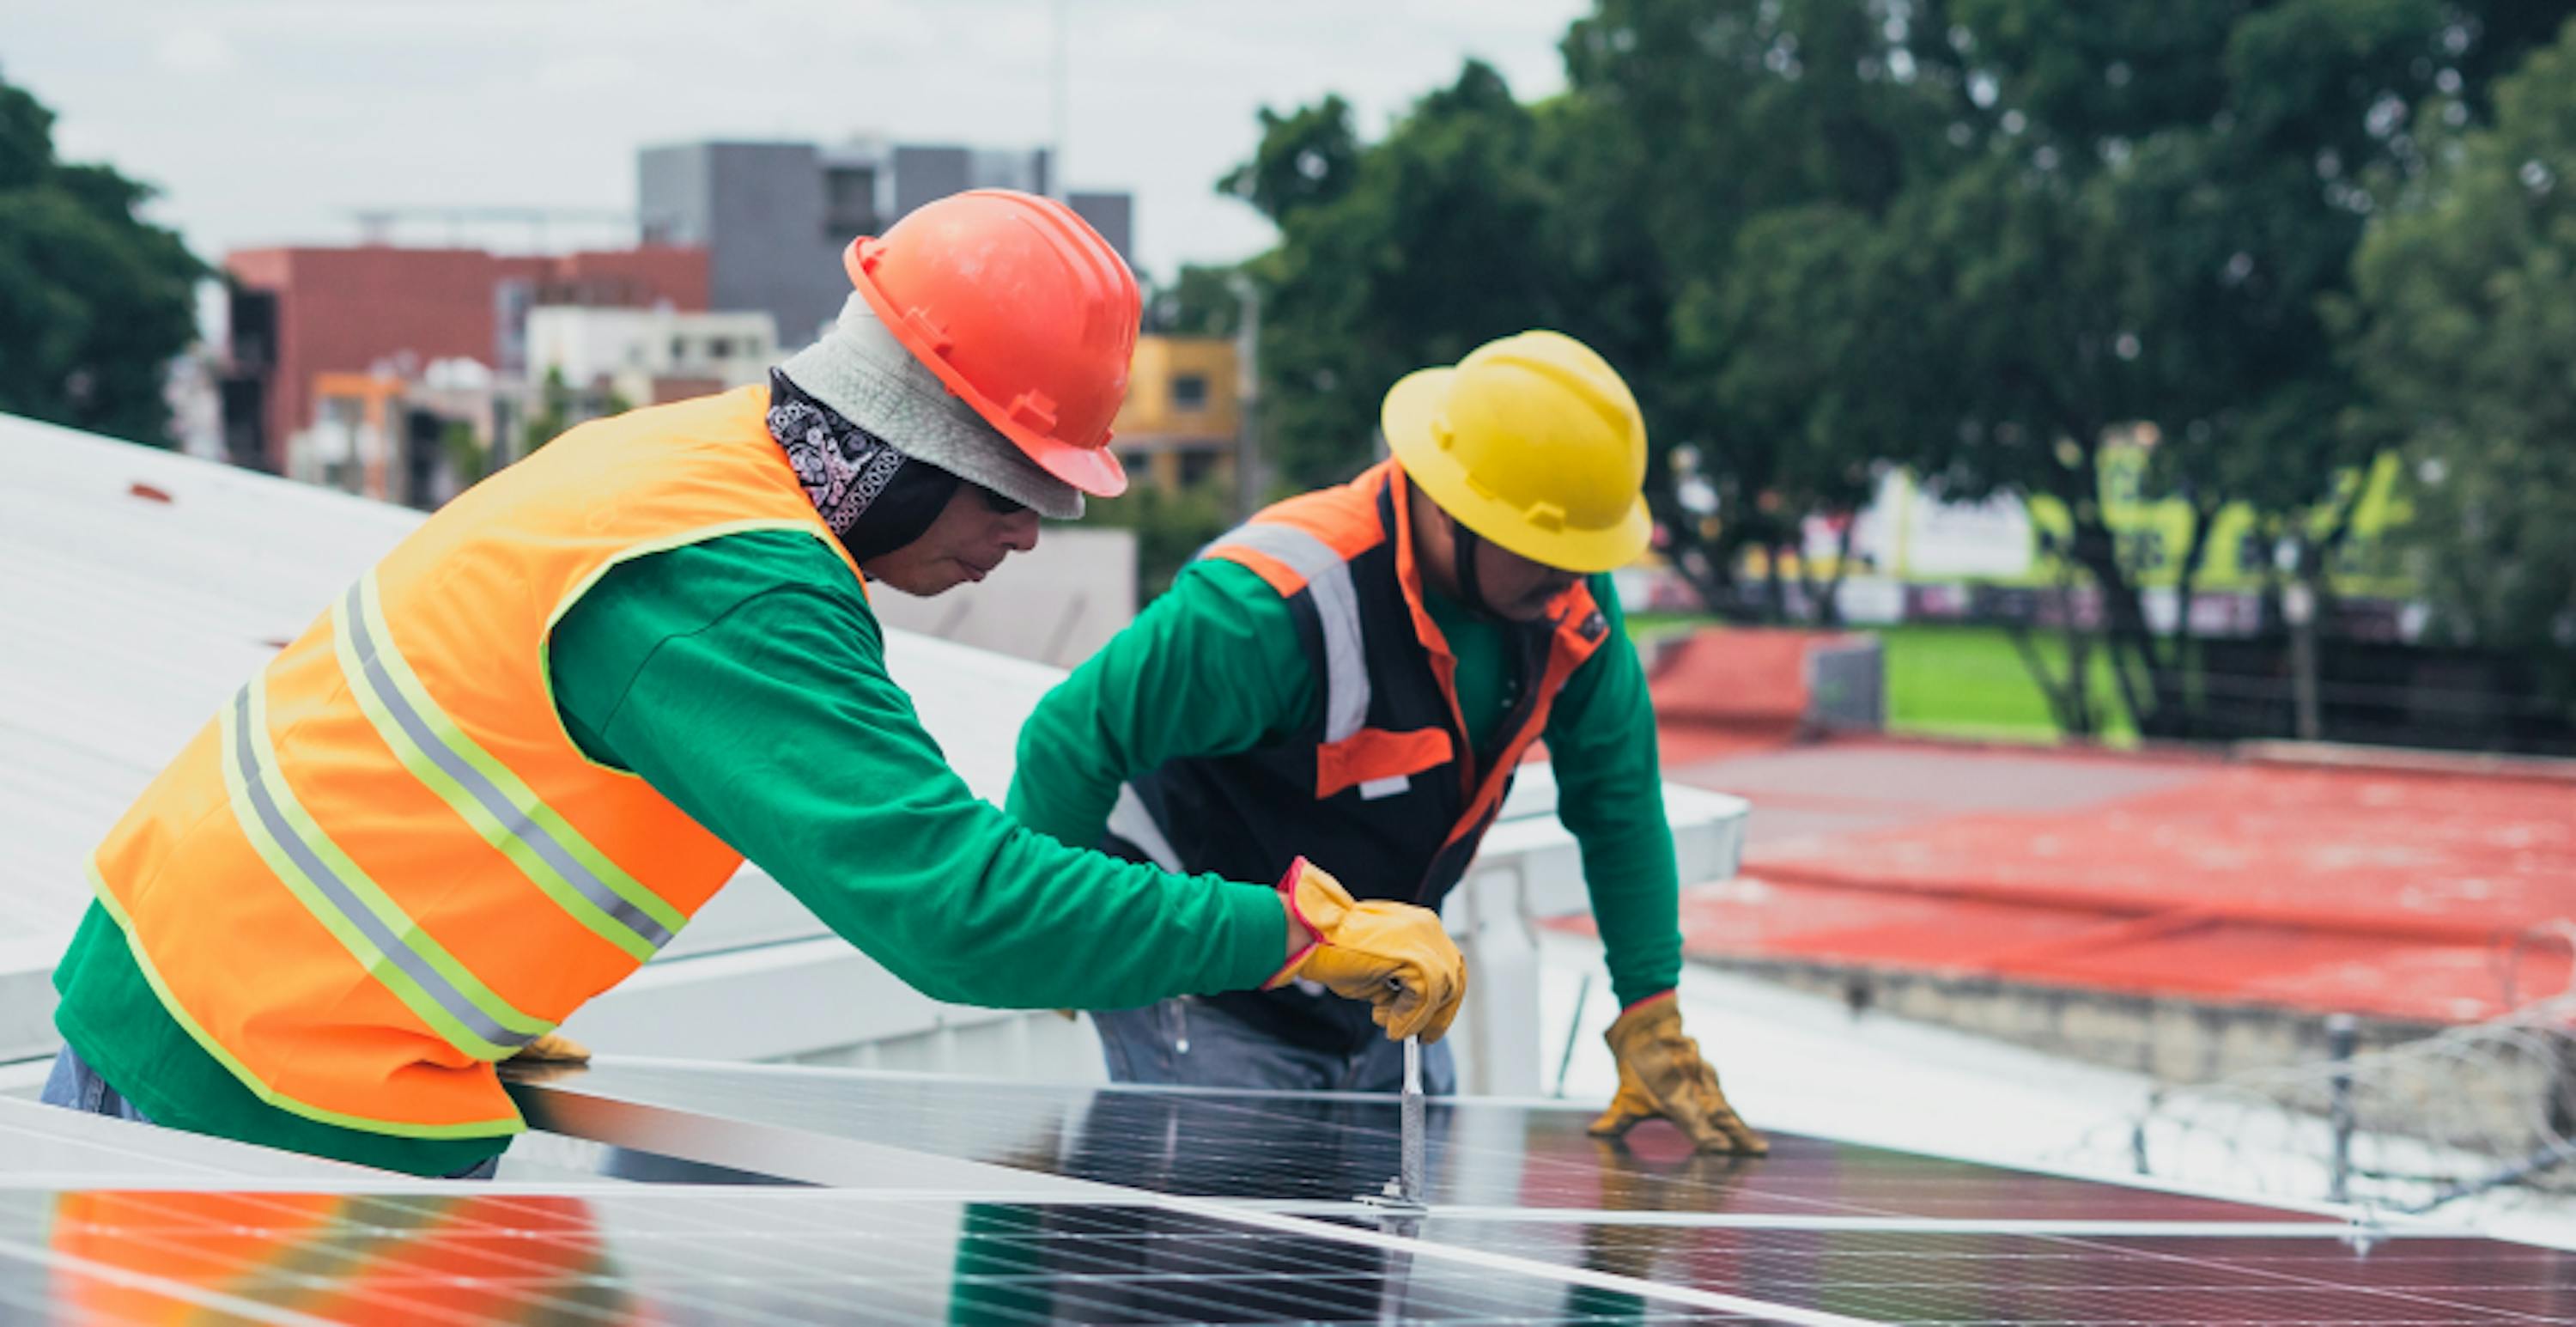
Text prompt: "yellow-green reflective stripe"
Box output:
[[85, 863, 524, 1140], [342, 573, 682, 959], [222, 679, 547, 1060]]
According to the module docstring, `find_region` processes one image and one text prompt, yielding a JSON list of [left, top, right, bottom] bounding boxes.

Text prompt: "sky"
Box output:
[[3, 0, 1589, 283]]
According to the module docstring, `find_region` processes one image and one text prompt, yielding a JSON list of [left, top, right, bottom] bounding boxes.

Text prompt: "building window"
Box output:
[[671, 338, 689, 362], [1171, 374, 1210, 411], [706, 337, 733, 359], [824, 165, 879, 240]]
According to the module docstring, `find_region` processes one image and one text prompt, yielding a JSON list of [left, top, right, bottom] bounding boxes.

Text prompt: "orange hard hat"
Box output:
[[842, 190, 1138, 497]]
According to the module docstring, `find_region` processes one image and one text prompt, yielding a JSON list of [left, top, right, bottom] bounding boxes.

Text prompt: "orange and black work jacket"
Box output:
[[1102, 462, 1610, 1051]]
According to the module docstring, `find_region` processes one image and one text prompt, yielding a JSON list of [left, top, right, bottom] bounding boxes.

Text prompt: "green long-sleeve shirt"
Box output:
[[52, 530, 1285, 1175], [1006, 558, 1683, 1011]]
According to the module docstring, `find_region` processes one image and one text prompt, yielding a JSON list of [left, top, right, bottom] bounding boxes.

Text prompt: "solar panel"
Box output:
[[509, 1059, 2337, 1223], [4, 1058, 2567, 1323], [0, 1099, 367, 1183], [0, 1189, 1777, 1324], [1325, 1222, 2576, 1324]]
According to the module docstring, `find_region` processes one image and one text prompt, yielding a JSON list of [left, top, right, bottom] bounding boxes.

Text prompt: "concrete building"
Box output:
[[638, 138, 1134, 350], [524, 306, 780, 408], [1109, 335, 1239, 493], [297, 358, 518, 510], [221, 246, 708, 475]]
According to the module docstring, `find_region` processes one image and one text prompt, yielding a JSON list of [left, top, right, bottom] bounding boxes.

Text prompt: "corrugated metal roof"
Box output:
[[1, 414, 424, 953]]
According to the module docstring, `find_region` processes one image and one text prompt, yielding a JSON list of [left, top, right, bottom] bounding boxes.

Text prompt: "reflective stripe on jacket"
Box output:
[[88, 386, 855, 1135]]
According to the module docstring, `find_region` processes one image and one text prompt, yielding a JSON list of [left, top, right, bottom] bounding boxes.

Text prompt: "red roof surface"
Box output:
[[1631, 734, 2576, 1025]]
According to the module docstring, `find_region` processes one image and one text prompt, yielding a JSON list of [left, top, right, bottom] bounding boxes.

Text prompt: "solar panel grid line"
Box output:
[[58, 1190, 901, 1327], [39, 1191, 644, 1327], [12, 1190, 1797, 1325], [1226, 1206, 2383, 1238], [2042, 1231, 2576, 1326], [670, 1190, 1769, 1324], [17, 1184, 2576, 1325], [1147, 1192, 1888, 1326], [0, 1229, 342, 1327], [1398, 1222, 2576, 1325], [511, 1065, 1940, 1317], [510, 1062, 2341, 1227]]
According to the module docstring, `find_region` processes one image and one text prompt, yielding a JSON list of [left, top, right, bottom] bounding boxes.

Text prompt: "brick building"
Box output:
[[220, 246, 706, 473]]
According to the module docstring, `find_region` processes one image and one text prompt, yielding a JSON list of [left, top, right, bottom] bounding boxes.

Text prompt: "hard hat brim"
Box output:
[[1382, 368, 1653, 575]]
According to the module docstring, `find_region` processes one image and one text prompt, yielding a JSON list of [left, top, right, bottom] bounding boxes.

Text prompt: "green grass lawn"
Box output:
[[1876, 623, 2137, 745], [1628, 614, 2137, 745]]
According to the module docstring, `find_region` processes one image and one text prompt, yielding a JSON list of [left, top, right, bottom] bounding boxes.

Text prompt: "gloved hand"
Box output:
[[505, 1032, 592, 1064], [1586, 994, 1767, 1154], [1263, 857, 1466, 1043]]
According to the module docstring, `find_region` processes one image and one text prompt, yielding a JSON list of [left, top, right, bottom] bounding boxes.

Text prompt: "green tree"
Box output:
[[0, 71, 204, 446], [1218, 94, 1362, 225], [1080, 481, 1236, 602], [1223, 62, 1582, 491], [1850, 0, 2559, 737], [2340, 16, 2576, 716], [1558, 0, 1953, 618], [1143, 264, 1247, 338]]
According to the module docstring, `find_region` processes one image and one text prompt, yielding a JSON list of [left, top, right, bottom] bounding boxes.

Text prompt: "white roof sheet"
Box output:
[[0, 412, 1051, 983]]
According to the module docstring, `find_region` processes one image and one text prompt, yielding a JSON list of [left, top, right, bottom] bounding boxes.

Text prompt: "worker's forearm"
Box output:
[[1552, 575, 1687, 1007], [594, 587, 1289, 1007], [1579, 837, 1685, 1007]]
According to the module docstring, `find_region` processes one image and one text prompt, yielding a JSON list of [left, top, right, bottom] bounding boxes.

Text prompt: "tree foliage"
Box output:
[[1215, 0, 2565, 740], [2341, 15, 2576, 711], [0, 70, 204, 446]]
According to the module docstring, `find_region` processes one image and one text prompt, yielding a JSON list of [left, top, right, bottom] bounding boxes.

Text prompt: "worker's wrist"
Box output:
[[1283, 901, 1314, 959]]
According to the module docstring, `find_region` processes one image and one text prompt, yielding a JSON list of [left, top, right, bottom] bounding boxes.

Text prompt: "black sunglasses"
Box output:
[[975, 484, 1030, 515]]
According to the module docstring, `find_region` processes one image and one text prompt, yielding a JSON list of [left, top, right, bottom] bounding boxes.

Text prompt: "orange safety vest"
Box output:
[[1103, 461, 1609, 1050], [86, 386, 857, 1136]]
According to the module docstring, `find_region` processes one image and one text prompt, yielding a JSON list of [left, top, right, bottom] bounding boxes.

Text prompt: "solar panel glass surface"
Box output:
[[513, 1060, 2333, 1224], [0, 1188, 1772, 1324]]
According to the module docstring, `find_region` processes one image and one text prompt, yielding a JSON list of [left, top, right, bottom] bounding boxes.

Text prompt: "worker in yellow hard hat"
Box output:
[[1009, 331, 1765, 1154]]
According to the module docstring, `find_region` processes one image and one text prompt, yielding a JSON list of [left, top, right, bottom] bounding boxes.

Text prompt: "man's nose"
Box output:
[[1000, 509, 1042, 553]]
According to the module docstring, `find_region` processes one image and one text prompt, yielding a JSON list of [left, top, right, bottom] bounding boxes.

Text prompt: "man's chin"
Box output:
[[876, 569, 973, 598]]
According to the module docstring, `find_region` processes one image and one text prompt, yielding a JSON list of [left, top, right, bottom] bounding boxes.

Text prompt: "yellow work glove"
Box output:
[[505, 1032, 592, 1064], [1586, 995, 1768, 1154], [1263, 857, 1466, 1043]]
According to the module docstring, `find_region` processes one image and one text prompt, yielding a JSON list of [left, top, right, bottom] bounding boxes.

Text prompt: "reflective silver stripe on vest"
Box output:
[[228, 686, 537, 1055], [1211, 522, 1370, 743], [1108, 783, 1183, 872], [340, 583, 677, 953]]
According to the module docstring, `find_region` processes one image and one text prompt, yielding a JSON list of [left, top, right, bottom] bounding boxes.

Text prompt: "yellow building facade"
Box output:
[[1111, 336, 1240, 493]]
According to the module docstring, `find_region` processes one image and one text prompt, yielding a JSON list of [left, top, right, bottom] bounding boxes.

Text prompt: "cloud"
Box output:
[[154, 27, 236, 75], [12, 0, 1590, 277], [536, 52, 642, 94]]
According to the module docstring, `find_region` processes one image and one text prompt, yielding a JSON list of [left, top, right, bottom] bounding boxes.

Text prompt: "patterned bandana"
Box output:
[[766, 370, 962, 563]]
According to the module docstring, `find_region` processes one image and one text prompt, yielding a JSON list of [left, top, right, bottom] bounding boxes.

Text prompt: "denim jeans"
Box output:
[[39, 1045, 502, 1180], [1091, 997, 1457, 1094]]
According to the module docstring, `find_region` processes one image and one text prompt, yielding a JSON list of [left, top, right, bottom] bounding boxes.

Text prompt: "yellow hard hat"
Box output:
[[1381, 330, 1651, 574]]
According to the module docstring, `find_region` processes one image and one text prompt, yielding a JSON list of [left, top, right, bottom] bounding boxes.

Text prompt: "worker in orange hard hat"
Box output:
[[39, 190, 1466, 1178], [1010, 330, 1766, 1154]]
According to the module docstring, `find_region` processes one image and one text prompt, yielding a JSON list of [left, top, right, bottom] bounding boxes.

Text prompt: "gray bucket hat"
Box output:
[[777, 293, 1085, 520]]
